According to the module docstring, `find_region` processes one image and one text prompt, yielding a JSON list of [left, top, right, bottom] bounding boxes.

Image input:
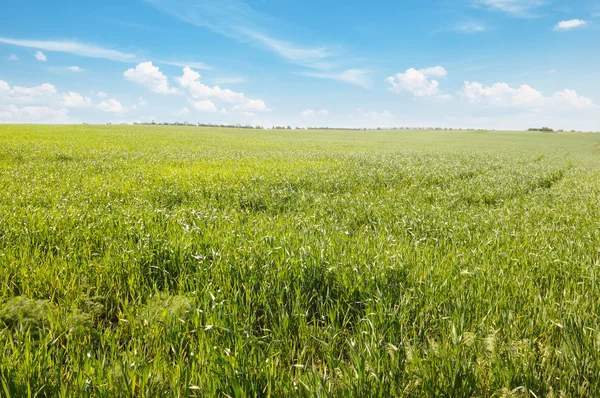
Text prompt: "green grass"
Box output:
[[1, 124, 599, 397]]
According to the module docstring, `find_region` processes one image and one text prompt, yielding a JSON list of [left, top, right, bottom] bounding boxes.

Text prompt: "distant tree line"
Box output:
[[103, 121, 597, 133]]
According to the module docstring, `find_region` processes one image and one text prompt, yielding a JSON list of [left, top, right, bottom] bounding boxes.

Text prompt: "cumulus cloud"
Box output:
[[177, 67, 245, 102], [124, 62, 179, 94], [173, 107, 190, 116], [177, 67, 270, 112], [34, 51, 47, 61], [353, 109, 395, 118], [8, 54, 18, 61], [213, 76, 247, 85], [0, 79, 131, 121], [386, 67, 451, 99], [0, 80, 58, 104], [301, 109, 329, 117], [462, 81, 597, 109], [231, 99, 270, 112], [419, 66, 448, 78], [190, 99, 218, 113], [551, 89, 595, 109], [97, 99, 126, 113], [67, 66, 83, 72], [96, 91, 108, 98], [0, 80, 73, 122], [0, 105, 69, 122], [62, 92, 92, 108], [555, 19, 587, 31]]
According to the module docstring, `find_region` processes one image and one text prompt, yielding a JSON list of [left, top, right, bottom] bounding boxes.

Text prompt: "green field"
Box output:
[[1, 125, 600, 397]]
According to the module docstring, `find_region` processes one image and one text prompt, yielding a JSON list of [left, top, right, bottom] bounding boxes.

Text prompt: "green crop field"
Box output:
[[1, 124, 600, 397]]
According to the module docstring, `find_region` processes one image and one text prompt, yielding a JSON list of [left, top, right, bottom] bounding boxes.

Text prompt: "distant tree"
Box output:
[[528, 127, 554, 132]]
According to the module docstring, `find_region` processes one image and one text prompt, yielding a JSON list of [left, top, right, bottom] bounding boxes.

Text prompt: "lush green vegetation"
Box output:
[[1, 125, 599, 397]]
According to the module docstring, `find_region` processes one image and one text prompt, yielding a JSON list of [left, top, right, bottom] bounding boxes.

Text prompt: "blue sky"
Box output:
[[1, 0, 599, 130]]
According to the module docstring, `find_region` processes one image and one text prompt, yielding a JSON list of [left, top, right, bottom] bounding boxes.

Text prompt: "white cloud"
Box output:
[[353, 109, 395, 119], [462, 81, 597, 109], [463, 81, 544, 106], [96, 91, 108, 98], [145, 0, 335, 69], [239, 111, 256, 117], [0, 37, 136, 62], [555, 19, 587, 31], [160, 60, 211, 70], [138, 97, 148, 106], [124, 62, 179, 94], [300, 69, 370, 88], [213, 76, 246, 85], [190, 99, 218, 113], [177, 67, 270, 112], [456, 23, 487, 33], [551, 89, 595, 109], [0, 80, 57, 104], [97, 99, 125, 113], [231, 99, 270, 112], [177, 67, 245, 102], [173, 107, 190, 116], [34, 51, 47, 62], [0, 104, 69, 122], [242, 30, 333, 67], [419, 66, 448, 78], [67, 66, 83, 72], [62, 92, 92, 108], [386, 67, 450, 99], [301, 109, 329, 117], [0, 79, 88, 123], [475, 0, 544, 17], [8, 54, 18, 61]]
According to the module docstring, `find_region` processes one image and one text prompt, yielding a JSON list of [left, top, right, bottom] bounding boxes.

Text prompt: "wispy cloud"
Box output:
[[142, 0, 372, 88], [300, 69, 370, 88], [456, 22, 487, 33], [144, 0, 336, 69], [0, 37, 136, 62], [160, 60, 211, 70], [0, 36, 211, 70], [240, 29, 334, 67], [473, 0, 545, 17]]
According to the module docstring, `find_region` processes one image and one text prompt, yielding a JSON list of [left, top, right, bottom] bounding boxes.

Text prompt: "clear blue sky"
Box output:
[[1, 0, 599, 130]]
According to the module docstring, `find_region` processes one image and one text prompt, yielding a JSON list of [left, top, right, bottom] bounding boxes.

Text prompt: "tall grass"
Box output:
[[1, 125, 599, 396]]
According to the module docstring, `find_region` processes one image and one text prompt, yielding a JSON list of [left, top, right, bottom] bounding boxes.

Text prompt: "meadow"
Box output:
[[0, 124, 599, 397]]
